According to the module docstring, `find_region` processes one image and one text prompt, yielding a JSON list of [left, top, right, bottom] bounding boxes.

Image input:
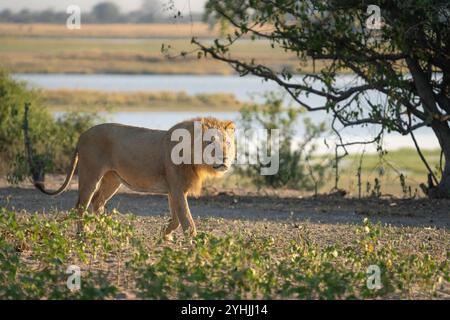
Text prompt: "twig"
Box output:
[[410, 127, 438, 185], [22, 102, 44, 184], [23, 103, 36, 180], [357, 149, 366, 199], [334, 147, 339, 190]]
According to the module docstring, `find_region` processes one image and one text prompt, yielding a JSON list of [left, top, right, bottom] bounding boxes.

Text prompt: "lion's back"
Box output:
[[77, 123, 167, 169], [80, 123, 165, 147]]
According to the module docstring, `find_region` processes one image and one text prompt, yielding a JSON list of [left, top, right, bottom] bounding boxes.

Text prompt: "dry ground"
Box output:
[[1, 176, 449, 230]]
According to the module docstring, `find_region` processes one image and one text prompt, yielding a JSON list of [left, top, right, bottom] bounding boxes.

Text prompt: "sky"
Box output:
[[0, 0, 206, 13]]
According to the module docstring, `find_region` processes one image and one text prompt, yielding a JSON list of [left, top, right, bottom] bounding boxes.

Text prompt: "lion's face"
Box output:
[[199, 119, 236, 175], [210, 124, 235, 174]]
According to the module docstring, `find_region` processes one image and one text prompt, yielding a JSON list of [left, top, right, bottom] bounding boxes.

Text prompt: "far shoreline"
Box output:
[[41, 88, 246, 113]]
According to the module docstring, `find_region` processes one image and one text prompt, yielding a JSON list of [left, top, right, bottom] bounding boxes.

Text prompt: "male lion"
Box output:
[[35, 117, 236, 238]]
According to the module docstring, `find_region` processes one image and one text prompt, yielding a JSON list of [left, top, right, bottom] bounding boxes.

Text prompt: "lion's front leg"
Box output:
[[168, 190, 197, 238]]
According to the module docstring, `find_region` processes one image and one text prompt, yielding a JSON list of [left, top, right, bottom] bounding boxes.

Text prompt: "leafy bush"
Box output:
[[51, 112, 101, 173], [135, 218, 449, 299], [0, 70, 100, 183], [0, 69, 47, 177], [0, 207, 447, 299], [0, 208, 146, 299], [237, 92, 330, 191]]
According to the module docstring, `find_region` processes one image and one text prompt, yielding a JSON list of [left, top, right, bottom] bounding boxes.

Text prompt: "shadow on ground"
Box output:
[[1, 187, 449, 229]]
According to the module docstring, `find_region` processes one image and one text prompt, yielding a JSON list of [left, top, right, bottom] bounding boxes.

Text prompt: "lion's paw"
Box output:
[[160, 228, 174, 242]]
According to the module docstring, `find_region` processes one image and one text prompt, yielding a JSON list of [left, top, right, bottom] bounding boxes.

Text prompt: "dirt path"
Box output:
[[1, 186, 449, 229]]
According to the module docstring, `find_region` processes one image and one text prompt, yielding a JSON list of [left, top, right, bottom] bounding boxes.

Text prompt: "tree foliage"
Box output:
[[195, 0, 450, 197]]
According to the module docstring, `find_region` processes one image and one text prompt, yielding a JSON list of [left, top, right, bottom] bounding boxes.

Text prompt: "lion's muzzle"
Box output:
[[212, 163, 229, 172]]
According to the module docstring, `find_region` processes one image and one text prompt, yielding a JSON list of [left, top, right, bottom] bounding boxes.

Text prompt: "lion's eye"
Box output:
[[210, 136, 216, 143]]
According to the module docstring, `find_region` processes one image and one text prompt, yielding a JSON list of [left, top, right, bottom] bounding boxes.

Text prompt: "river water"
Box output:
[[15, 73, 439, 153]]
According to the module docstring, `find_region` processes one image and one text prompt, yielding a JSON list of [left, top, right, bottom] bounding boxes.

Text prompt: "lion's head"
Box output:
[[168, 117, 236, 178]]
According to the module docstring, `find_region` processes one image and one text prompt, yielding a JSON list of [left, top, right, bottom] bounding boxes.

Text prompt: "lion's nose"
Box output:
[[212, 163, 228, 171]]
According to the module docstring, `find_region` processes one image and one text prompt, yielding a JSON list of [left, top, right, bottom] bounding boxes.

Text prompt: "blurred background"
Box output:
[[0, 0, 441, 196]]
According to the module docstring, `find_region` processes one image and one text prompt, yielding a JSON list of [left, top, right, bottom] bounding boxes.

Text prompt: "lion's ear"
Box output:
[[224, 121, 235, 130]]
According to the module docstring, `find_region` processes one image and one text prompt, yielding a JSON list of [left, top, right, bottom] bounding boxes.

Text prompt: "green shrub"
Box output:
[[0, 207, 447, 299], [51, 112, 101, 173], [0, 70, 101, 183], [237, 92, 331, 191], [135, 218, 449, 299], [0, 208, 146, 299], [0, 69, 47, 177]]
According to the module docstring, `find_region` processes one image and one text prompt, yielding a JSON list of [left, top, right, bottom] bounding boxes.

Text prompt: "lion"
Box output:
[[35, 117, 236, 238]]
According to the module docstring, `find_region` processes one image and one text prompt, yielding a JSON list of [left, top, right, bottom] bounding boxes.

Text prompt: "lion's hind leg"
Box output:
[[75, 165, 106, 234], [91, 171, 122, 214]]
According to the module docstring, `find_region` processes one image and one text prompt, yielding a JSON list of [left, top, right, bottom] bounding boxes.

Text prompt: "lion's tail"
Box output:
[[35, 148, 79, 196]]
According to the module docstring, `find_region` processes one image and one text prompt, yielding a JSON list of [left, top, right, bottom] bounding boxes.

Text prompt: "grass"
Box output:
[[0, 37, 300, 75], [0, 23, 223, 39], [42, 89, 245, 112], [207, 148, 441, 198], [334, 149, 441, 197], [0, 23, 336, 75], [0, 207, 448, 299], [347, 148, 441, 177]]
